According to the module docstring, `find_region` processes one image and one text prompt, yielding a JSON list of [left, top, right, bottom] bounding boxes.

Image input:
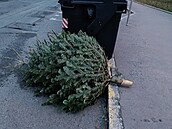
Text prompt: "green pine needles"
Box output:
[[24, 31, 110, 112]]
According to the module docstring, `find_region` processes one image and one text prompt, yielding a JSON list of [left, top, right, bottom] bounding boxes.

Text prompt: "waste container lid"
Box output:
[[71, 0, 103, 4], [71, 0, 127, 4]]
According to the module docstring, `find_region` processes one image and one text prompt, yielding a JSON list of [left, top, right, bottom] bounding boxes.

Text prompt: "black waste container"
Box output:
[[59, 0, 127, 59]]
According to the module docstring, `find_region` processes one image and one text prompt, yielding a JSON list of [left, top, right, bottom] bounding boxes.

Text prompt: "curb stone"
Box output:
[[108, 58, 124, 129], [108, 85, 124, 129]]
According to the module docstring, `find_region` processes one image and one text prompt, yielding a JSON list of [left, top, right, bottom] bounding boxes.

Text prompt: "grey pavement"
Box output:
[[114, 2, 172, 129], [0, 0, 107, 129]]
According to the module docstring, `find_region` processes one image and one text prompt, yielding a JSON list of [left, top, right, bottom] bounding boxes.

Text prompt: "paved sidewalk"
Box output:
[[114, 2, 172, 129]]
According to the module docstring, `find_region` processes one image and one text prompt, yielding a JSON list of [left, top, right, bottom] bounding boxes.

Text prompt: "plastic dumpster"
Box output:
[[59, 0, 127, 59]]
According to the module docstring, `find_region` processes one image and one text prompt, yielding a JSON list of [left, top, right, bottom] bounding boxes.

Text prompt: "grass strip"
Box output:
[[136, 0, 172, 12]]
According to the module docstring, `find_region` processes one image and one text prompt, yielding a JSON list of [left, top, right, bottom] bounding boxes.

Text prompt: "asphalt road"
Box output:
[[0, 0, 107, 129], [115, 2, 172, 129]]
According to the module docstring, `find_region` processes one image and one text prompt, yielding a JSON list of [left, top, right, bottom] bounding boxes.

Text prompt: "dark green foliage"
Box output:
[[24, 31, 109, 112]]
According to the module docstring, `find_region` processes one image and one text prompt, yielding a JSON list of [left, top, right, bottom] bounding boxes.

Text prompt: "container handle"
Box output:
[[62, 4, 75, 9]]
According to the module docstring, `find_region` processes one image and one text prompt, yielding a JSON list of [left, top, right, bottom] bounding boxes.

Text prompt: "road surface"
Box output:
[[0, 0, 107, 129]]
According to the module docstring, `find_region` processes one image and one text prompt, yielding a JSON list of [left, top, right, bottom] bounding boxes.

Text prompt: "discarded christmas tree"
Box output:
[[24, 31, 110, 112]]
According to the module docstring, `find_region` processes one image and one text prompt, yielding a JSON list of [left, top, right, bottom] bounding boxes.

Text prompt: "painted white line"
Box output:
[[50, 18, 57, 21], [57, 11, 62, 14], [49, 17, 62, 21], [121, 11, 135, 20]]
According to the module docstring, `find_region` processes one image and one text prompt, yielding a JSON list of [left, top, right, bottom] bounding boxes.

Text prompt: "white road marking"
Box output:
[[121, 11, 135, 20], [57, 11, 62, 14], [50, 18, 57, 21]]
